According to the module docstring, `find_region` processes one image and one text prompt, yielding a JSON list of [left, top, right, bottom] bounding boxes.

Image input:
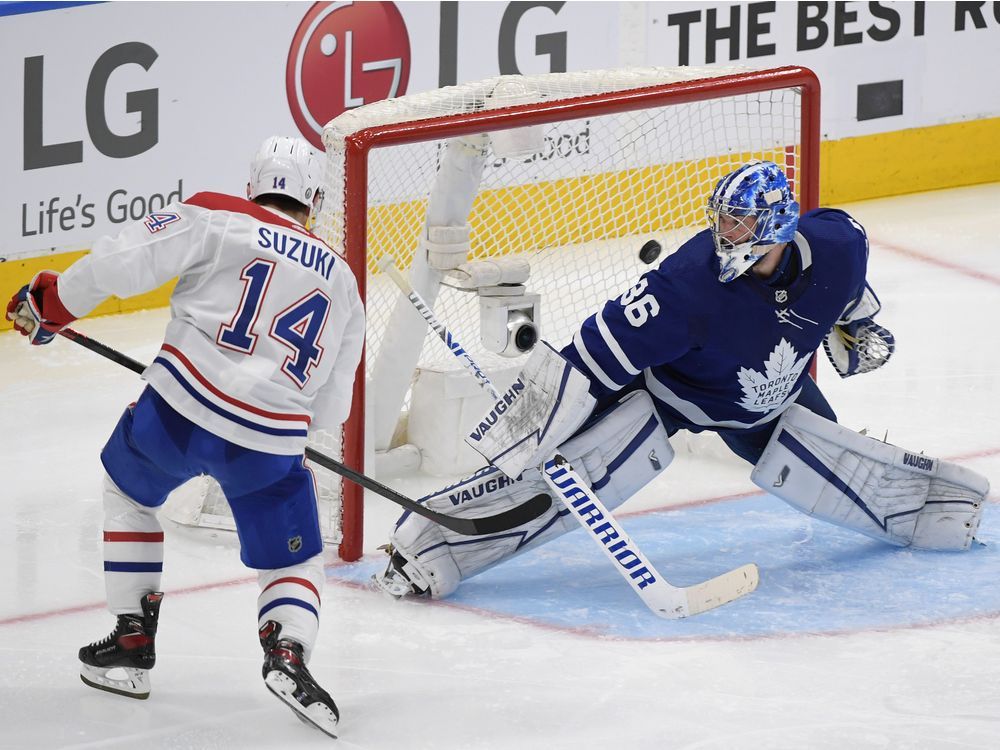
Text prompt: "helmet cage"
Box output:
[[706, 160, 800, 283]]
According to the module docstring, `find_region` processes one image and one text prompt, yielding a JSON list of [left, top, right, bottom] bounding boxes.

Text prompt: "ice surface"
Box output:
[[1, 184, 998, 749]]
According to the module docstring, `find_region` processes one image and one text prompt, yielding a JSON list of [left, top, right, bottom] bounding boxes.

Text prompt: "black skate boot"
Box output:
[[259, 620, 339, 738], [79, 591, 163, 699]]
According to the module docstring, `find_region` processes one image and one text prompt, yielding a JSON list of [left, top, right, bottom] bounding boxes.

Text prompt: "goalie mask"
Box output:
[[707, 160, 800, 283], [247, 136, 324, 221]]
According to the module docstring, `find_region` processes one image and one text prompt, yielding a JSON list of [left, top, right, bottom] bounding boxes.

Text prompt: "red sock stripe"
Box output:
[[103, 531, 165, 543], [263, 576, 321, 602]]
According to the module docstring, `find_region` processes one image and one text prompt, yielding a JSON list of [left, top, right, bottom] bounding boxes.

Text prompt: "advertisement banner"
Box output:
[[1, 1, 998, 261], [0, 1, 622, 259], [639, 1, 1000, 138]]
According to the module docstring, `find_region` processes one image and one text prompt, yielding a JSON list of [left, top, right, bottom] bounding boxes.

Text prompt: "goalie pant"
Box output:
[[387, 390, 673, 599], [752, 404, 989, 550]]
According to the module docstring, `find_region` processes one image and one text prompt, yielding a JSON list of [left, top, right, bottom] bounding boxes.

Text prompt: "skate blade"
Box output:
[[264, 671, 339, 739], [80, 664, 151, 699]]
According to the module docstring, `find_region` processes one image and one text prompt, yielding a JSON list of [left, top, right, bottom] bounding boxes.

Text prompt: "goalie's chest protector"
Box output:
[[643, 209, 867, 429]]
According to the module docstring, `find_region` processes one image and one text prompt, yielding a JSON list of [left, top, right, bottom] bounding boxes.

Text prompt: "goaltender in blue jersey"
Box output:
[[564, 204, 870, 465], [372, 160, 988, 603]]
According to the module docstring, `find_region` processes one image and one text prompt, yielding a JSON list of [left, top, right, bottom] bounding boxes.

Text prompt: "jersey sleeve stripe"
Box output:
[[595, 310, 640, 376], [152, 356, 309, 438], [159, 344, 311, 425], [571, 329, 623, 391]]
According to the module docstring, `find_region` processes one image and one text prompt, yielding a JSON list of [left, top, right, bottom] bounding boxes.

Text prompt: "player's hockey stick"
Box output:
[[542, 454, 759, 618], [57, 327, 551, 536], [379, 258, 502, 400]]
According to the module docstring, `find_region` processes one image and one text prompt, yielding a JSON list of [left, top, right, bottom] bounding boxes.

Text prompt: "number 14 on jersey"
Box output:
[[218, 258, 331, 388]]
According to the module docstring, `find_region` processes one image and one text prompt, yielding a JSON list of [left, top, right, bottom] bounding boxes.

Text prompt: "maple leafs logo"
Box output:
[[737, 338, 812, 413]]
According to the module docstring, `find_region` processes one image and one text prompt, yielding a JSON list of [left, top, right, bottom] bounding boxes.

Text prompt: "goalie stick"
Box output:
[[543, 455, 759, 618], [373, 272, 759, 617], [379, 258, 502, 400], [57, 327, 552, 537]]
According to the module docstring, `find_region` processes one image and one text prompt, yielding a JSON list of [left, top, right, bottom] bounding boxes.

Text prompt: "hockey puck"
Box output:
[[639, 239, 662, 264]]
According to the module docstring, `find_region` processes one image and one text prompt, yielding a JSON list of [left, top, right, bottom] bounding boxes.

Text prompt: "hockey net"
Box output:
[[165, 65, 819, 561]]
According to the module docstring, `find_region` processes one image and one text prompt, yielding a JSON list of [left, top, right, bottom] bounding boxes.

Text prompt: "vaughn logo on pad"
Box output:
[[467, 379, 525, 442]]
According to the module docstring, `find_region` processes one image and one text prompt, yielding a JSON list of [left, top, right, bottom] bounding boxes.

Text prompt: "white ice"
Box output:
[[1, 184, 998, 749]]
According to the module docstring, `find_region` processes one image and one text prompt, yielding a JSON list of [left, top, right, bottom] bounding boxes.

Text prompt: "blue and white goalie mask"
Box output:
[[706, 160, 800, 283]]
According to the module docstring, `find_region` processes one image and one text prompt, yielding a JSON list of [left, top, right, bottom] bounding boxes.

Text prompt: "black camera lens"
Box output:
[[514, 322, 538, 352]]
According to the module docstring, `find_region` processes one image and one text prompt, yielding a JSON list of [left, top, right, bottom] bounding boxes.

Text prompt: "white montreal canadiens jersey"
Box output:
[[562, 209, 870, 431], [57, 192, 365, 455]]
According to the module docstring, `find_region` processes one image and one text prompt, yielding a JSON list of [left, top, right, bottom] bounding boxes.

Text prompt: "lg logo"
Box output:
[[285, 1, 571, 149], [23, 42, 159, 170], [286, 2, 411, 150]]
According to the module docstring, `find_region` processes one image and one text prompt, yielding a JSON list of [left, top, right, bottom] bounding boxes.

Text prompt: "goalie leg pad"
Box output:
[[381, 390, 673, 598], [751, 405, 989, 550]]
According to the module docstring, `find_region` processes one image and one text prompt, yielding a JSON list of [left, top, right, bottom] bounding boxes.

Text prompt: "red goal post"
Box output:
[[319, 65, 820, 561]]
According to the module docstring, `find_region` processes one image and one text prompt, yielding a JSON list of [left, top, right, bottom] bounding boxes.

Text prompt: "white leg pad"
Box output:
[[751, 405, 989, 550], [389, 390, 673, 598]]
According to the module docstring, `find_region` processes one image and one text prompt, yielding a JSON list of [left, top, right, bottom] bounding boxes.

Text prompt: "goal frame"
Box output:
[[335, 65, 821, 561]]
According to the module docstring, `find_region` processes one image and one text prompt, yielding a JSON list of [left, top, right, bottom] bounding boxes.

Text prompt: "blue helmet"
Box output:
[[706, 160, 800, 283]]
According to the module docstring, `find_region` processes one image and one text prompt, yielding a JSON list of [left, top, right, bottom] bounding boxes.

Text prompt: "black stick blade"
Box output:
[[459, 493, 552, 535]]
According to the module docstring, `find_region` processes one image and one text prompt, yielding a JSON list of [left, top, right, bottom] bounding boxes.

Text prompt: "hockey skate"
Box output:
[[259, 621, 340, 738], [79, 591, 162, 699], [370, 544, 431, 600]]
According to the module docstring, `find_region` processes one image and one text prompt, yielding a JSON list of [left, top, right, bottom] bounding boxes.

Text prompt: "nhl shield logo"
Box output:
[[775, 289, 788, 303], [288, 535, 303, 553]]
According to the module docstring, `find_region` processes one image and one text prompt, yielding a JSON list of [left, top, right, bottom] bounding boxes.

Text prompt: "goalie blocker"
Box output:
[[752, 405, 988, 550], [374, 390, 673, 599], [464, 341, 596, 480]]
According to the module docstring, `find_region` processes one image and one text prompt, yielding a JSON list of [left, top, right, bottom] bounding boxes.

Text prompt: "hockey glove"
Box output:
[[822, 317, 895, 378], [5, 271, 77, 345]]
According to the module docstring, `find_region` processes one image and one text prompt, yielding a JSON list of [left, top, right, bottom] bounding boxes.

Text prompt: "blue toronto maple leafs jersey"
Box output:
[[561, 208, 870, 432]]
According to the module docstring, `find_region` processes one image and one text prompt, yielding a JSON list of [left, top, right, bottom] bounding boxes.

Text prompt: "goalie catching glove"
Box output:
[[6, 270, 77, 345], [823, 318, 895, 378], [822, 282, 895, 378]]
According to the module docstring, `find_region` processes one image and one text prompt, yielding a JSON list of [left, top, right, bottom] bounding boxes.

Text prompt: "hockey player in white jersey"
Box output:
[[372, 160, 988, 603], [6, 136, 363, 737]]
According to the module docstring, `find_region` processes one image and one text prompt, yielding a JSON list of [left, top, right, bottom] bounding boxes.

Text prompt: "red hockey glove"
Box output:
[[5, 271, 77, 345]]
